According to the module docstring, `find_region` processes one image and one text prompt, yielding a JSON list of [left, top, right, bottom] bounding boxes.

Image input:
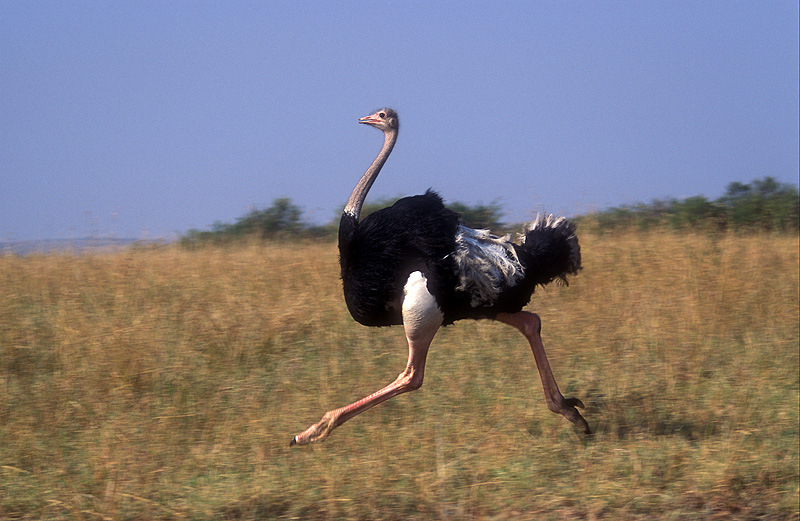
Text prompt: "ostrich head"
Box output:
[[359, 108, 399, 132]]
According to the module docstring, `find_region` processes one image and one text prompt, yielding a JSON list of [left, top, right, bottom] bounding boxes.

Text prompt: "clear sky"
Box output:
[[2, 2, 798, 241]]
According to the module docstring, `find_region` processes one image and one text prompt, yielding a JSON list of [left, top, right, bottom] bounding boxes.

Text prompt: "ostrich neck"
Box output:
[[343, 129, 397, 222]]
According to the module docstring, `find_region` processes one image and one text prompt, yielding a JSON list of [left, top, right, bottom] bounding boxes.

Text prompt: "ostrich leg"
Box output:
[[291, 272, 443, 446], [496, 311, 591, 434]]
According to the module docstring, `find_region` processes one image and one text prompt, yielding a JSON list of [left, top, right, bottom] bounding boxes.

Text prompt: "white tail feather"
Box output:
[[452, 225, 525, 307]]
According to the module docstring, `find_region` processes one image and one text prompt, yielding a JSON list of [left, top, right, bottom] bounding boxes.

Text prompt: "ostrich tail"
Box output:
[[518, 214, 581, 287]]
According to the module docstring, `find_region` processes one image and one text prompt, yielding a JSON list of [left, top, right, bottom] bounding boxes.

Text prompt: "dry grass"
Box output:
[[0, 231, 797, 520]]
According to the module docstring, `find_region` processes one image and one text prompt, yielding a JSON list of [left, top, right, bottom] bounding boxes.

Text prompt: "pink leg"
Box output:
[[291, 271, 442, 446], [496, 311, 591, 434]]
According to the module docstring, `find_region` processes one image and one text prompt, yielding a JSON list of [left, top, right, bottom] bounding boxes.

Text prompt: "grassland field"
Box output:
[[0, 229, 798, 520]]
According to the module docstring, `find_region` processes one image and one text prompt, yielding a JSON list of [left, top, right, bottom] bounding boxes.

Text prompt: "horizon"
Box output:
[[3, 173, 794, 252]]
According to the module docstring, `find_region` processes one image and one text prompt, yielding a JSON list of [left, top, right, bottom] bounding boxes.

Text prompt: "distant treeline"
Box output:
[[181, 177, 798, 246], [577, 177, 799, 233], [181, 197, 509, 246]]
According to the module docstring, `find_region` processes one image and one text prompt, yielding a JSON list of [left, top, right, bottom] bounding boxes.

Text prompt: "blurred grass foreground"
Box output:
[[1, 230, 798, 520]]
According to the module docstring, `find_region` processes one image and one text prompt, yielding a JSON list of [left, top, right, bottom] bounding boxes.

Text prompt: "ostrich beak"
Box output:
[[359, 114, 380, 126]]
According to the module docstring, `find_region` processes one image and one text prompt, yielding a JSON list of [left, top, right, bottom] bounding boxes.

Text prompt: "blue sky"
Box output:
[[2, 2, 798, 241]]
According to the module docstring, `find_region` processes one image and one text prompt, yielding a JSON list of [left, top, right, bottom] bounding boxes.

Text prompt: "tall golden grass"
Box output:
[[0, 231, 797, 520]]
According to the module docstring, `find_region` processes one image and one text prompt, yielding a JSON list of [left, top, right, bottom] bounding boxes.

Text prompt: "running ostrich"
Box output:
[[290, 108, 590, 446]]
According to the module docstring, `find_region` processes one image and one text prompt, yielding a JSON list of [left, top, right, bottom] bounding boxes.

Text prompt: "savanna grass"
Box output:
[[0, 231, 797, 520]]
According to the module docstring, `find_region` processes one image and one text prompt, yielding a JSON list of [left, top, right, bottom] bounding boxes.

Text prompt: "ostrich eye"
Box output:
[[379, 112, 386, 118]]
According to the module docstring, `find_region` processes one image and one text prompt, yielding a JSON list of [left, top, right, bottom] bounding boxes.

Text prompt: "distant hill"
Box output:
[[0, 237, 155, 255]]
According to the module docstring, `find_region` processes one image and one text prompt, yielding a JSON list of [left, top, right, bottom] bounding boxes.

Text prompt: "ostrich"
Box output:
[[290, 108, 590, 446]]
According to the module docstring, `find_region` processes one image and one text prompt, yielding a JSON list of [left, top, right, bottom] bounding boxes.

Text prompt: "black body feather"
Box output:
[[339, 191, 581, 327], [339, 191, 459, 326]]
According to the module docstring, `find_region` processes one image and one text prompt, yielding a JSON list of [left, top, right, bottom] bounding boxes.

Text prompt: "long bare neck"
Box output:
[[343, 128, 397, 222]]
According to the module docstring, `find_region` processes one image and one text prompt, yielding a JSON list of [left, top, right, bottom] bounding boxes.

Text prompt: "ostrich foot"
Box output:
[[290, 412, 336, 447], [550, 395, 592, 435]]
